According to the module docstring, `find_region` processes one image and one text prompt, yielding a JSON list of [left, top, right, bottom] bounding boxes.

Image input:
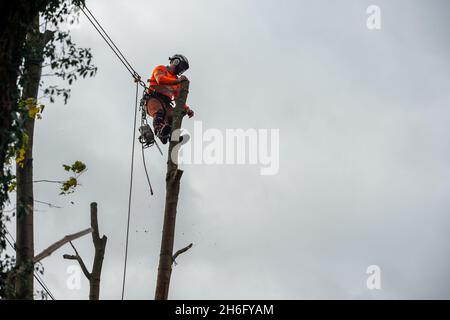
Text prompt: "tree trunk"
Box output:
[[0, 0, 50, 210], [15, 17, 54, 300], [0, 0, 52, 297], [154, 80, 190, 300], [89, 202, 107, 300], [62, 202, 107, 300], [15, 17, 41, 300], [0, 3, 29, 208]]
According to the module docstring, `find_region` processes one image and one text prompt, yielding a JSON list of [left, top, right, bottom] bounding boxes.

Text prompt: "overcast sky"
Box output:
[[5, 0, 450, 299]]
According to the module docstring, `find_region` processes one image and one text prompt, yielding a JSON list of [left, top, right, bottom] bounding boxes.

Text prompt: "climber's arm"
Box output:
[[154, 69, 179, 85]]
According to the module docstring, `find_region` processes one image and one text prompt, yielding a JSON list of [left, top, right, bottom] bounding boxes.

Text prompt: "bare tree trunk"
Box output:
[[15, 17, 53, 300], [154, 80, 190, 300], [89, 202, 107, 300], [63, 202, 107, 300]]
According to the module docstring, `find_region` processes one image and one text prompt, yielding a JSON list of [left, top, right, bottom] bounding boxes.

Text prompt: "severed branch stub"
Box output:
[[172, 243, 193, 266]]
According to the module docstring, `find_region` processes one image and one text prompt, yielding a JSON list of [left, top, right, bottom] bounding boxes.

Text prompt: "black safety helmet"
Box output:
[[169, 54, 189, 75]]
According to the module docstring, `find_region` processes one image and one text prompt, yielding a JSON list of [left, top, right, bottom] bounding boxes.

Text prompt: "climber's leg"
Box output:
[[146, 98, 166, 133]]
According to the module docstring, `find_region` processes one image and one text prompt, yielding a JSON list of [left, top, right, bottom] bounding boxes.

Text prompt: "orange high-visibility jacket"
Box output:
[[148, 65, 179, 98], [147, 65, 190, 111]]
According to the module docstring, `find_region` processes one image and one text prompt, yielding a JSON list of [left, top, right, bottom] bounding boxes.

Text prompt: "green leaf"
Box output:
[[71, 160, 86, 173]]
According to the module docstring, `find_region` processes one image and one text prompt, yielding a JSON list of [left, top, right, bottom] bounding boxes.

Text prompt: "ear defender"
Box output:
[[169, 57, 180, 66], [169, 54, 189, 75]]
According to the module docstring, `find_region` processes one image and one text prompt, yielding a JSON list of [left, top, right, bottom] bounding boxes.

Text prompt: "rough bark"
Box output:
[[63, 202, 107, 300], [15, 17, 54, 301], [154, 80, 190, 300], [0, 0, 54, 299]]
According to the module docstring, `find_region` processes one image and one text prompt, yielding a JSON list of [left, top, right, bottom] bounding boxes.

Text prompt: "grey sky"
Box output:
[[5, 0, 450, 299]]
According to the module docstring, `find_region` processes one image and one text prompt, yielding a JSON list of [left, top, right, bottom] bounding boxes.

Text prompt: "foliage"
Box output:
[[60, 160, 87, 195], [0, 252, 16, 299], [3, 100, 34, 180], [40, 0, 97, 104], [4, 98, 45, 194]]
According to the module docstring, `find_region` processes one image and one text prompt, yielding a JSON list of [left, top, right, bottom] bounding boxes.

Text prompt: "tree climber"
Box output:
[[145, 54, 194, 144]]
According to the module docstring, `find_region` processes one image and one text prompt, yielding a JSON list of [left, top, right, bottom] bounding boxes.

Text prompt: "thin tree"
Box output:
[[0, 0, 87, 298], [155, 80, 193, 300], [13, 3, 96, 299], [14, 16, 53, 300], [0, 0, 57, 299]]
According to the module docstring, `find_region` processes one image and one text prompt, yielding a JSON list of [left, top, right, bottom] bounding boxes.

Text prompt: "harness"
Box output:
[[138, 91, 163, 154], [145, 90, 173, 111]]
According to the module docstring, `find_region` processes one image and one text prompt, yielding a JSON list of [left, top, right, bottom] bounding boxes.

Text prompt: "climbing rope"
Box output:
[[121, 82, 139, 300], [78, 4, 147, 88], [139, 94, 157, 195], [77, 4, 158, 299]]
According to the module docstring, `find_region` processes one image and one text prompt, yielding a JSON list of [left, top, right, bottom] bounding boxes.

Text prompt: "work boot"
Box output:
[[153, 110, 167, 142]]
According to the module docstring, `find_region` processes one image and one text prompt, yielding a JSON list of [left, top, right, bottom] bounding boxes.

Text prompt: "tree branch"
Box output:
[[33, 179, 64, 184], [34, 227, 93, 263], [172, 243, 193, 266], [34, 199, 63, 209], [63, 241, 91, 280]]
